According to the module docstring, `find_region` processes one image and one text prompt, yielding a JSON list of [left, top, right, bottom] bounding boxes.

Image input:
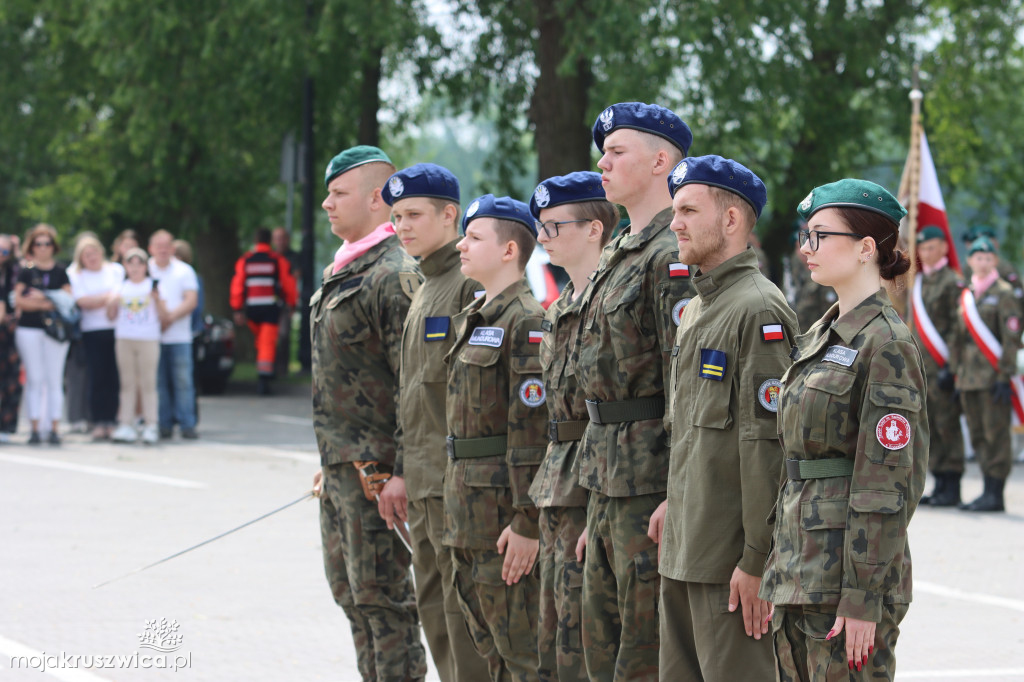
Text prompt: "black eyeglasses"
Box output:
[[798, 229, 864, 252], [535, 219, 589, 239]]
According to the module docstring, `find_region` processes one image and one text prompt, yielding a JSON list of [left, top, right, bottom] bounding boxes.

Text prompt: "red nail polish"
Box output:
[[856, 662, 862, 672], [863, 654, 868, 665], [869, 645, 874, 655], [826, 629, 834, 641], [848, 661, 854, 671]]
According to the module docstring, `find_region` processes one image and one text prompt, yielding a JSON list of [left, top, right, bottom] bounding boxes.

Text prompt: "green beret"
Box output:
[[917, 225, 945, 243], [797, 178, 907, 225], [972, 224, 997, 239], [968, 236, 997, 256], [324, 145, 393, 189]]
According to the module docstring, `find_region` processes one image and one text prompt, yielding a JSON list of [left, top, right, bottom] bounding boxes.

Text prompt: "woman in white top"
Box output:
[[108, 248, 164, 444], [70, 236, 124, 440]]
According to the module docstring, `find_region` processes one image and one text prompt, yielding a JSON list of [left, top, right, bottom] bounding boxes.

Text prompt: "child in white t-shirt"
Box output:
[[108, 248, 164, 444]]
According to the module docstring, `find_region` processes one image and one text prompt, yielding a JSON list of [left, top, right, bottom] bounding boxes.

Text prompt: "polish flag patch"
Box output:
[[761, 323, 784, 342], [528, 331, 544, 344], [669, 263, 689, 278]]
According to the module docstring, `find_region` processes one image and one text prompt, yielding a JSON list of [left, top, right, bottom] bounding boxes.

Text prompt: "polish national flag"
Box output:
[[916, 132, 960, 274]]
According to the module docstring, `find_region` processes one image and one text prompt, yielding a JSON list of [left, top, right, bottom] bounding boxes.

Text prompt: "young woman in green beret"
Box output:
[[759, 179, 928, 680]]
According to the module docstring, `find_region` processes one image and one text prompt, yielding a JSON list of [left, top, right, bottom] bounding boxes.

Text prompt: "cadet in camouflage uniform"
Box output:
[[311, 146, 426, 682], [760, 180, 928, 681], [949, 236, 1020, 512], [528, 172, 618, 681], [573, 102, 695, 681], [650, 156, 794, 681], [443, 195, 548, 682], [379, 163, 491, 682], [912, 226, 966, 507], [961, 225, 1024, 314]]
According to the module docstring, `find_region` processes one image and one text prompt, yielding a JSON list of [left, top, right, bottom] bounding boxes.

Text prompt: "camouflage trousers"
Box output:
[[961, 389, 1013, 479], [925, 379, 964, 474], [658, 577, 775, 681], [408, 496, 490, 682], [451, 547, 540, 682], [582, 492, 663, 682], [320, 463, 427, 682], [537, 506, 588, 682], [772, 603, 908, 682]]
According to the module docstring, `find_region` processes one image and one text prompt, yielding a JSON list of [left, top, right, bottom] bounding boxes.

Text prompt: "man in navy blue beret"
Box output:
[[573, 102, 696, 680], [649, 155, 796, 680]]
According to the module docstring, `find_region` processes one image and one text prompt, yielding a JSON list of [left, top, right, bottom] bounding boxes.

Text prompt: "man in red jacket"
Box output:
[[230, 227, 298, 394]]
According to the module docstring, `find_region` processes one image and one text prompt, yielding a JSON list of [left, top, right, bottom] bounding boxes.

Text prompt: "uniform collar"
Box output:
[[691, 248, 759, 301], [827, 288, 890, 345], [324, 235, 396, 283], [595, 206, 673, 276], [466, 279, 532, 324], [420, 239, 462, 278]]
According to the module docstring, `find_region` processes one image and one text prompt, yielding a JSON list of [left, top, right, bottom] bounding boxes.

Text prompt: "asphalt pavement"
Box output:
[[0, 381, 1022, 681]]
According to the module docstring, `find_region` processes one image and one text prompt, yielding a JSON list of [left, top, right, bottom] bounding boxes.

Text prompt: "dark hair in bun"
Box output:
[[834, 208, 910, 281]]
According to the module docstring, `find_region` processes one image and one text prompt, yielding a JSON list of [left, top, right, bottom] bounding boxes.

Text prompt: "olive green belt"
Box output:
[[446, 434, 507, 460], [585, 397, 665, 425], [548, 420, 588, 443], [785, 458, 855, 481]]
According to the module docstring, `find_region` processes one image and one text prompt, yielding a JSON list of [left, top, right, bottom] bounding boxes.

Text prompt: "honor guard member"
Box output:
[[912, 226, 967, 506], [950, 236, 1020, 512], [573, 101, 695, 681], [379, 163, 491, 682], [229, 227, 298, 394], [443, 195, 548, 681], [310, 146, 427, 681], [962, 225, 1024, 313], [529, 172, 619, 681], [760, 180, 928, 680], [648, 156, 794, 681]]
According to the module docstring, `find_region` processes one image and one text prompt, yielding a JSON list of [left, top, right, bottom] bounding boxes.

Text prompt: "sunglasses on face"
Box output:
[[33, 241, 54, 248]]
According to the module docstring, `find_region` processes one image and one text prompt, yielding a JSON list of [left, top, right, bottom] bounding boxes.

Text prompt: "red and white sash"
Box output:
[[959, 288, 1024, 423], [912, 273, 949, 367]]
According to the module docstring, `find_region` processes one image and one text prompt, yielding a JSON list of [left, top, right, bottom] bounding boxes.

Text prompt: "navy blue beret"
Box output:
[[382, 163, 460, 206], [667, 155, 768, 219], [529, 171, 606, 218], [592, 102, 692, 156], [462, 194, 537, 238]]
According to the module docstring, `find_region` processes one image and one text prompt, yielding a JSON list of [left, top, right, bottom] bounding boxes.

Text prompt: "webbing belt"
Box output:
[[446, 434, 508, 460], [585, 397, 665, 425], [548, 420, 588, 443], [785, 458, 855, 481]]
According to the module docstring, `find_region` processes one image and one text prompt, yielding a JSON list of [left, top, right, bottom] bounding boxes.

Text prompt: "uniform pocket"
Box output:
[[459, 345, 502, 410], [849, 490, 903, 565], [803, 369, 857, 447], [326, 286, 370, 344], [621, 545, 660, 650], [799, 497, 848, 595], [605, 281, 656, 368], [864, 382, 922, 468], [461, 462, 512, 539]]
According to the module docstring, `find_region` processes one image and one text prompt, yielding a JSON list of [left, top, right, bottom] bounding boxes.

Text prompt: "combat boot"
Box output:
[[959, 476, 1005, 512], [929, 472, 961, 507], [920, 473, 946, 505]]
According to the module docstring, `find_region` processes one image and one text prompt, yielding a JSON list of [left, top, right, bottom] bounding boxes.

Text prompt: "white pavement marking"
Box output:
[[916, 579, 1024, 614], [266, 414, 314, 426], [899, 669, 1024, 679], [0, 454, 206, 489], [0, 634, 113, 681], [201, 439, 320, 464]]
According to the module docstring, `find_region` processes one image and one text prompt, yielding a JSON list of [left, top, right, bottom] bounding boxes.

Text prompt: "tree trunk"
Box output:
[[358, 46, 383, 146]]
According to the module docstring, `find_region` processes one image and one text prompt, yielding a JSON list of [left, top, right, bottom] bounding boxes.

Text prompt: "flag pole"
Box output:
[[901, 67, 924, 327]]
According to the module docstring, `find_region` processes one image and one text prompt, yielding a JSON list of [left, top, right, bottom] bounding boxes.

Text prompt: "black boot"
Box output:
[[930, 472, 962, 507], [257, 376, 272, 396], [959, 476, 1005, 512], [921, 472, 946, 505]]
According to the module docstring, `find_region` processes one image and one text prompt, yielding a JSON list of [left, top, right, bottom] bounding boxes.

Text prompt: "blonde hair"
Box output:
[[73, 235, 107, 270]]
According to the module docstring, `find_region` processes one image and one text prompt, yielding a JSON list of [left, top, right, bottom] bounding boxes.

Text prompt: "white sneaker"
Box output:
[[141, 425, 159, 445], [112, 424, 138, 443]]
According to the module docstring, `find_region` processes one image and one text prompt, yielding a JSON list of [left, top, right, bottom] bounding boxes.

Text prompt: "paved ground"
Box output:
[[0, 381, 1022, 681]]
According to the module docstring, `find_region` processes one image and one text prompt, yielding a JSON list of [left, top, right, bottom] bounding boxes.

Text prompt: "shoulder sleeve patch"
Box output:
[[398, 272, 421, 300]]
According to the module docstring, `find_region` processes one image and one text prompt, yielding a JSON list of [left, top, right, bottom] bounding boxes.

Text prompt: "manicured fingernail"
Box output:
[[856, 662, 862, 672], [869, 645, 873, 655], [826, 629, 835, 641], [763, 614, 771, 624], [863, 654, 868, 665], [848, 661, 854, 671]]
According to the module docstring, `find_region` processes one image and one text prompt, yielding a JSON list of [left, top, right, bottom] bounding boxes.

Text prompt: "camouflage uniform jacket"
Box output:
[[310, 235, 421, 467], [395, 240, 480, 500], [661, 249, 798, 583], [529, 281, 589, 509], [949, 278, 1022, 390], [572, 207, 695, 497], [915, 265, 964, 377], [759, 290, 928, 622], [443, 280, 548, 548]]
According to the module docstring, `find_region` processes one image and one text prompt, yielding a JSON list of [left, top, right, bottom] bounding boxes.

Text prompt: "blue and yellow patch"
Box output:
[[424, 316, 450, 342], [699, 349, 726, 381]]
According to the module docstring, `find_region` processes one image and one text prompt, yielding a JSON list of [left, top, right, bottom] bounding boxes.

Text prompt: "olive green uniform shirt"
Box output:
[[572, 208, 695, 497], [661, 249, 798, 583], [950, 278, 1022, 389], [395, 240, 481, 500], [443, 280, 548, 548], [310, 235, 421, 466], [759, 290, 928, 622]]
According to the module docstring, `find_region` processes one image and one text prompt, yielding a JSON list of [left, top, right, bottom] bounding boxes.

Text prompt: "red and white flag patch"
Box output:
[[761, 323, 784, 342], [528, 331, 544, 344], [669, 263, 689, 278]]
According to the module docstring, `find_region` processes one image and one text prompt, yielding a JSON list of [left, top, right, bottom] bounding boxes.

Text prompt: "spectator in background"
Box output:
[[14, 224, 71, 445], [70, 235, 124, 440], [0, 234, 23, 441], [111, 229, 140, 266], [149, 230, 199, 440], [173, 239, 204, 335], [271, 226, 299, 378], [231, 227, 297, 394]]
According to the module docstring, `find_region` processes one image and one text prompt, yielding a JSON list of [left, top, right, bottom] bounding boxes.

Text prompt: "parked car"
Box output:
[[194, 315, 235, 395]]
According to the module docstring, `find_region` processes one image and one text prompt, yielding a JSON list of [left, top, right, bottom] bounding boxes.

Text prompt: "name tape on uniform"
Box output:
[[468, 327, 504, 347], [424, 316, 450, 342], [822, 345, 858, 367]]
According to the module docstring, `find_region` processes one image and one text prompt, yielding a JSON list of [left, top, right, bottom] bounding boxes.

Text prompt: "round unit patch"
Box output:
[[758, 379, 782, 413], [388, 176, 404, 198], [671, 162, 688, 187], [672, 298, 691, 326], [466, 200, 480, 218], [876, 413, 911, 450], [519, 378, 546, 408], [1009, 316, 1021, 333], [534, 184, 550, 208]]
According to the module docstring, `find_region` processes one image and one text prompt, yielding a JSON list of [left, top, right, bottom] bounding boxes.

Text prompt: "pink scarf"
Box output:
[[972, 269, 999, 298], [921, 256, 948, 276], [332, 222, 395, 274]]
